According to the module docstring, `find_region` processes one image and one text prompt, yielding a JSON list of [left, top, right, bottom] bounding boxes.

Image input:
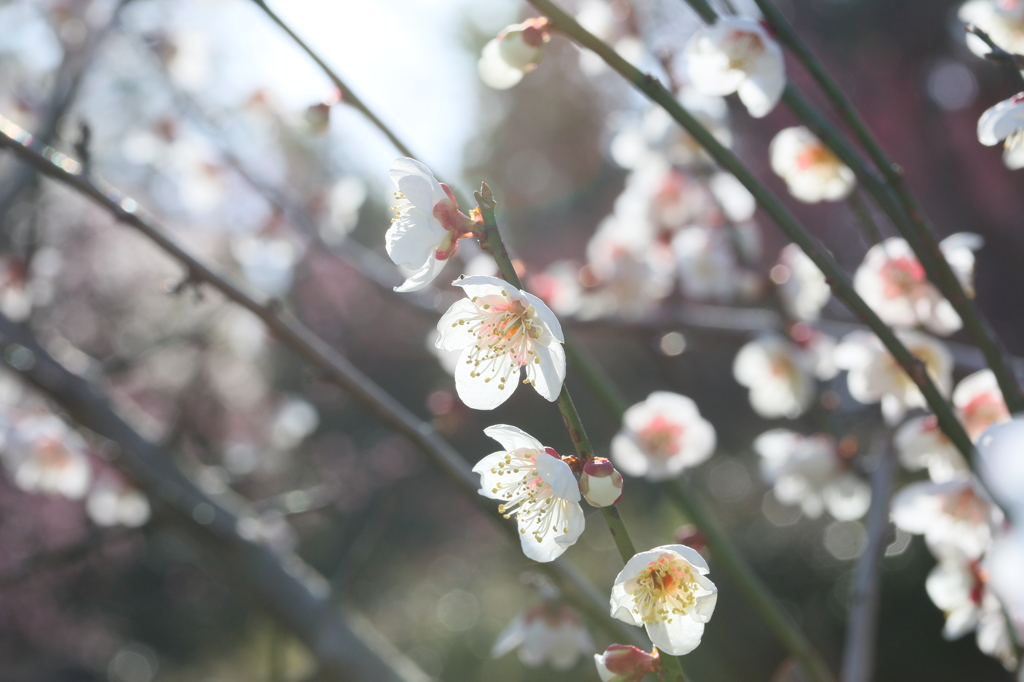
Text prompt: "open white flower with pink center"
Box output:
[[585, 212, 676, 318], [673, 225, 745, 303], [770, 127, 856, 203], [684, 17, 785, 118], [473, 425, 584, 562], [3, 412, 91, 499], [492, 602, 593, 669], [755, 429, 871, 520], [976, 417, 1024, 518], [610, 544, 717, 655], [478, 18, 551, 90], [86, 473, 151, 527], [955, 369, 1010, 441], [774, 244, 831, 321], [386, 158, 474, 293], [895, 416, 968, 483], [611, 392, 716, 482], [594, 644, 661, 682], [853, 235, 982, 335], [733, 334, 818, 420], [979, 93, 1024, 169], [834, 329, 953, 423], [891, 477, 1002, 560], [437, 275, 565, 410]]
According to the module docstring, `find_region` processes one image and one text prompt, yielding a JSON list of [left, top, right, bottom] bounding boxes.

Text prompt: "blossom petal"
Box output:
[[483, 424, 545, 453], [978, 97, 1024, 146], [479, 38, 526, 90], [436, 298, 481, 351], [455, 351, 517, 409], [522, 291, 564, 342], [646, 617, 706, 656], [526, 341, 566, 402], [453, 274, 512, 299], [389, 157, 445, 208], [737, 49, 785, 118], [520, 499, 584, 562], [395, 252, 449, 293], [385, 207, 446, 269], [490, 615, 527, 657], [536, 451, 581, 502]]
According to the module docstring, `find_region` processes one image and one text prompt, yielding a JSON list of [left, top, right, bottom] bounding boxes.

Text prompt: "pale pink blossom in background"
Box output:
[[610, 92, 731, 170], [610, 544, 717, 655], [733, 335, 818, 420], [853, 234, 982, 335], [953, 369, 1010, 441], [478, 18, 550, 90], [594, 644, 660, 682], [891, 478, 1002, 560], [976, 417, 1024, 517], [755, 429, 871, 520], [436, 275, 565, 410], [473, 425, 584, 562], [3, 412, 91, 500], [611, 392, 716, 481], [774, 244, 831, 322], [86, 474, 151, 528], [960, 0, 1024, 58], [684, 17, 785, 118], [895, 416, 968, 483], [770, 126, 856, 203], [491, 603, 593, 669], [834, 329, 953, 423]]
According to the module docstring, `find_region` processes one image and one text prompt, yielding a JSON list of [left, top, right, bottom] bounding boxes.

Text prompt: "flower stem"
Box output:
[[749, 0, 1024, 414], [473, 185, 688, 680]]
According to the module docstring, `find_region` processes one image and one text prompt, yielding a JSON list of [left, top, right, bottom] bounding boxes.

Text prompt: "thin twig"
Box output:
[[965, 24, 1024, 72], [840, 432, 896, 682], [0, 119, 641, 647]]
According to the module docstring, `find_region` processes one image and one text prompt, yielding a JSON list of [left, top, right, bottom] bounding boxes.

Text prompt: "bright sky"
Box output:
[[218, 0, 520, 183]]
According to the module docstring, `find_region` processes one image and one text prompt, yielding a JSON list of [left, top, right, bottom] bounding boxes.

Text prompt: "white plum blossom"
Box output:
[[733, 334, 818, 420], [611, 392, 716, 481], [2, 413, 91, 499], [978, 94, 1024, 169], [386, 158, 474, 293], [478, 18, 550, 90], [586, 213, 676, 317], [86, 474, 151, 527], [891, 478, 1002, 560], [673, 225, 745, 303], [594, 644, 661, 682], [954, 369, 1010, 442], [436, 276, 565, 410], [960, 0, 1024, 58], [473, 425, 584, 562], [895, 416, 968, 483], [775, 244, 831, 321], [610, 544, 718, 655], [770, 126, 856, 203], [926, 552, 1021, 670], [491, 602, 593, 669], [684, 17, 785, 118], [610, 92, 731, 170], [988, 529, 1024, 631], [834, 329, 953, 423], [976, 417, 1024, 518], [755, 430, 871, 520], [853, 235, 982, 335]]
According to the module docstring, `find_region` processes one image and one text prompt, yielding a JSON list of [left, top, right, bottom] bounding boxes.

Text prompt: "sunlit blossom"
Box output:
[[770, 126, 856, 203], [960, 0, 1024, 59], [774, 244, 831, 321], [976, 417, 1024, 517], [978, 93, 1024, 169], [895, 416, 968, 483], [610, 544, 717, 655], [386, 158, 474, 293], [853, 234, 982, 335], [954, 369, 1010, 441], [611, 392, 716, 481], [478, 18, 550, 90], [755, 429, 871, 520], [436, 275, 565, 410], [579, 457, 624, 508], [834, 329, 952, 423], [733, 335, 817, 420], [86, 473, 151, 528], [594, 644, 660, 682], [492, 602, 593, 669], [684, 17, 785, 118], [891, 477, 1002, 560], [2, 412, 91, 500], [473, 425, 584, 562]]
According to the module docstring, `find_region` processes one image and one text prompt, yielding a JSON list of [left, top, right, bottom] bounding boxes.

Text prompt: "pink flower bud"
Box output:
[[497, 17, 551, 71], [674, 523, 707, 554], [594, 644, 660, 682], [579, 457, 623, 507]]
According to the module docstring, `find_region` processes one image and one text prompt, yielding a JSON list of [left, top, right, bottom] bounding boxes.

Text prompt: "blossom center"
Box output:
[[37, 439, 74, 470], [626, 554, 699, 625], [961, 393, 1009, 440], [724, 30, 766, 72], [490, 448, 571, 543], [794, 143, 839, 173], [638, 415, 684, 459], [432, 183, 474, 260], [942, 487, 989, 525], [456, 292, 545, 390], [880, 256, 926, 298]]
